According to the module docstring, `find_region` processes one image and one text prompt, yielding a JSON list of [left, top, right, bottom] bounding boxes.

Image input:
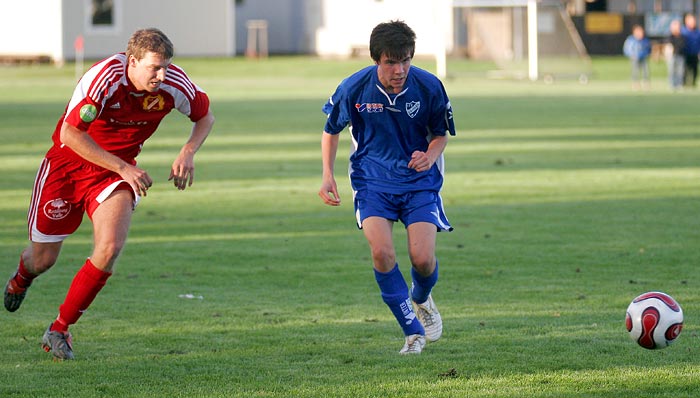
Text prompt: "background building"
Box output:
[[0, 0, 235, 64], [3, 0, 700, 65]]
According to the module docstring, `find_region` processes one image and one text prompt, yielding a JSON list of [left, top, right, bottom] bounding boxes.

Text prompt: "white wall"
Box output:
[[315, 0, 453, 59], [62, 0, 235, 61], [0, 0, 235, 63], [1, 0, 455, 62], [236, 0, 321, 54], [0, 0, 63, 60]]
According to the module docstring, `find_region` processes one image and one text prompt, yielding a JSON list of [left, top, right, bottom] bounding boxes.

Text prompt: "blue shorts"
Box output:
[[354, 190, 453, 231]]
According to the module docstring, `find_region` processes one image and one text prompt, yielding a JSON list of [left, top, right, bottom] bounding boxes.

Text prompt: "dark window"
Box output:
[[586, 0, 607, 12], [92, 0, 113, 26]]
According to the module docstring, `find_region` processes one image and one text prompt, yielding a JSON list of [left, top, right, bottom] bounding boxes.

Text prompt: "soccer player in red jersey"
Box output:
[[4, 28, 215, 360]]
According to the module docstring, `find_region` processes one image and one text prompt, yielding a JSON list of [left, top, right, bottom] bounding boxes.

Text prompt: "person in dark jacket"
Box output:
[[681, 14, 700, 87]]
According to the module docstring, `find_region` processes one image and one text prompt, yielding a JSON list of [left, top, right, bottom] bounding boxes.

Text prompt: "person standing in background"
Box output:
[[623, 24, 652, 90], [681, 14, 700, 87], [666, 19, 686, 91]]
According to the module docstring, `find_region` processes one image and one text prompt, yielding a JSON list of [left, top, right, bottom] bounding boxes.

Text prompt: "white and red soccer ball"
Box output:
[[626, 291, 683, 349]]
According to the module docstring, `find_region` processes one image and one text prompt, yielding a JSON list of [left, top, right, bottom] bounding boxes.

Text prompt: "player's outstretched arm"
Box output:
[[319, 131, 341, 206], [169, 110, 215, 190]]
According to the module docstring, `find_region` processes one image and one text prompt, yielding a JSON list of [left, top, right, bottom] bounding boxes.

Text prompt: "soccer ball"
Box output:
[[625, 291, 683, 350]]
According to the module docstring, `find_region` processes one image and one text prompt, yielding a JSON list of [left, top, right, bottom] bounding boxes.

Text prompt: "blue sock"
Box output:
[[411, 261, 439, 304], [374, 264, 425, 336]]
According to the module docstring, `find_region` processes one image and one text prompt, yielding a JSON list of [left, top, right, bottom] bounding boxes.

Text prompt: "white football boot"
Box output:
[[413, 294, 442, 342], [399, 334, 426, 355]]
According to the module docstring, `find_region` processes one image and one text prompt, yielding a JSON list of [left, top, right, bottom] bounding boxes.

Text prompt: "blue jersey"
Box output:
[[323, 65, 456, 194]]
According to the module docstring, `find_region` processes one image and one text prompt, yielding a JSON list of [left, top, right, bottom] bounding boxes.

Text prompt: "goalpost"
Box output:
[[443, 0, 591, 82]]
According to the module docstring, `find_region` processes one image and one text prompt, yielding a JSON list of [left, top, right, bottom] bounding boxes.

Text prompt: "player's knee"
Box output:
[[93, 241, 125, 265], [370, 246, 395, 269], [410, 255, 435, 276]]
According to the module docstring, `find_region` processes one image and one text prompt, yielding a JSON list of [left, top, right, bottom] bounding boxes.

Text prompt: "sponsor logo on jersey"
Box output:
[[43, 198, 71, 220], [109, 102, 121, 109], [406, 101, 420, 118], [109, 118, 148, 126], [79, 104, 97, 122], [143, 94, 165, 112], [355, 103, 384, 113]]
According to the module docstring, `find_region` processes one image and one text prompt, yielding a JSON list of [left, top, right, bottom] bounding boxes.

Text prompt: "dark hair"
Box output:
[[126, 28, 174, 60], [369, 20, 416, 63]]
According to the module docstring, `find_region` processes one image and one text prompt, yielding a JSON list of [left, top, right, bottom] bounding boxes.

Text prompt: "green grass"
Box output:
[[0, 56, 699, 397]]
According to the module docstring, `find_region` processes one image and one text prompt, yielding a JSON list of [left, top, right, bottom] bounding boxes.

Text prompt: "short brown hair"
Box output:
[[369, 20, 416, 63], [126, 28, 174, 60]]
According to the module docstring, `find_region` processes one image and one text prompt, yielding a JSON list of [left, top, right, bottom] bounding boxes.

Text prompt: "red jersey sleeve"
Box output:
[[189, 90, 211, 122], [63, 55, 126, 131], [163, 64, 210, 122]]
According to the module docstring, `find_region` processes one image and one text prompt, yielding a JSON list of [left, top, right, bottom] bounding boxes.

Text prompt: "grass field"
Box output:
[[0, 55, 699, 397]]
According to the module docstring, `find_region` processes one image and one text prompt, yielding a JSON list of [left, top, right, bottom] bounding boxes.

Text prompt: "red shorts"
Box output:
[[28, 148, 137, 243]]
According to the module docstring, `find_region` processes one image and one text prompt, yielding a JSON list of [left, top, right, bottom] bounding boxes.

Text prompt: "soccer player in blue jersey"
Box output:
[[318, 20, 455, 354]]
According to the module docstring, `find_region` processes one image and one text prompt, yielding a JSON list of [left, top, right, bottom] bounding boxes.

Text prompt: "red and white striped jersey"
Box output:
[[51, 53, 210, 165]]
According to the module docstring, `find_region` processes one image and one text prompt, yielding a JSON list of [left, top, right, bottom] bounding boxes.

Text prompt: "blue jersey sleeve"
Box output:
[[322, 83, 350, 135], [427, 80, 456, 137]]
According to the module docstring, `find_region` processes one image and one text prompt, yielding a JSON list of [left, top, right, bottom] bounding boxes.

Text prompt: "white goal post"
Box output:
[[449, 0, 539, 80], [442, 0, 590, 82]]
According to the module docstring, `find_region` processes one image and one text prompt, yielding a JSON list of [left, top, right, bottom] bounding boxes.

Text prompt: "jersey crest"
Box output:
[[142, 94, 165, 111], [406, 101, 420, 118]]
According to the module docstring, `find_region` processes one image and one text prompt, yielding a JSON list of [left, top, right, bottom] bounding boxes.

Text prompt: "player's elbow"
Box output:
[[59, 122, 82, 147], [201, 110, 215, 127]]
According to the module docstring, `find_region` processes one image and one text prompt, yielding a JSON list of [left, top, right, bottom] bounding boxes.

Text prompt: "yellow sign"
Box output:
[[585, 12, 623, 34]]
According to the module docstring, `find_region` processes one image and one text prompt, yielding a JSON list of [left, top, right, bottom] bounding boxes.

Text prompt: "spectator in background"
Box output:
[[666, 19, 686, 91], [681, 14, 700, 87], [623, 24, 651, 90]]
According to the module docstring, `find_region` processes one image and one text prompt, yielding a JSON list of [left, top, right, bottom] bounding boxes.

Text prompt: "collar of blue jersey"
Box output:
[[372, 66, 410, 106]]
